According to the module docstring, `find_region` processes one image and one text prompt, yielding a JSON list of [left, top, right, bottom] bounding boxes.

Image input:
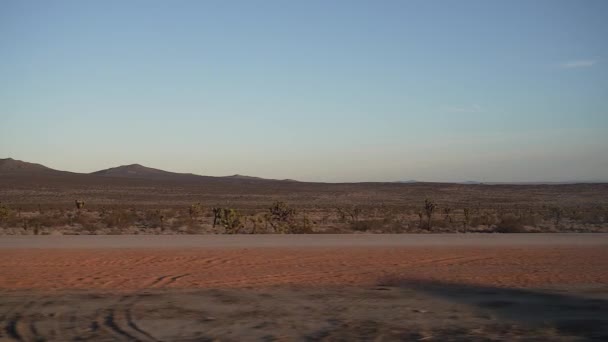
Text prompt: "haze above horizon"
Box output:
[[1, 0, 607, 182]]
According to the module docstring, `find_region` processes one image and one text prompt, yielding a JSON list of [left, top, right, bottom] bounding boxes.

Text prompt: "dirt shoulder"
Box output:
[[1, 243, 606, 291]]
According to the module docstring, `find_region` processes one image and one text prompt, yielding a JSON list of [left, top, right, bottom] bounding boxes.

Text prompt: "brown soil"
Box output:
[[2, 238, 607, 341], [1, 246, 606, 291]]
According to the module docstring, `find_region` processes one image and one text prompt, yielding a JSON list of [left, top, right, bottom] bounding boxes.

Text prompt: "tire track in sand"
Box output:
[[1, 299, 45, 342], [93, 295, 159, 341]]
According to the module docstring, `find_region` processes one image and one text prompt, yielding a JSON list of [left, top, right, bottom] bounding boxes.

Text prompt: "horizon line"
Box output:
[[1, 157, 607, 185]]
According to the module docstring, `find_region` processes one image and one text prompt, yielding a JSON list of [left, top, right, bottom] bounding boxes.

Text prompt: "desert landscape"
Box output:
[[3, 1, 607, 340], [1, 159, 608, 340], [1, 158, 607, 236]]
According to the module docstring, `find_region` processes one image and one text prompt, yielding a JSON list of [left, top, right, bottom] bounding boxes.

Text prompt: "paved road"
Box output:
[[1, 233, 606, 249]]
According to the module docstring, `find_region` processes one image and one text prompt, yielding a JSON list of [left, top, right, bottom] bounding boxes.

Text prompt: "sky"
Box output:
[[1, 0, 607, 182]]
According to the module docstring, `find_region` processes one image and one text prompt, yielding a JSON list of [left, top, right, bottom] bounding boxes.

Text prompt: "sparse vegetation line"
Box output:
[[0, 198, 606, 235]]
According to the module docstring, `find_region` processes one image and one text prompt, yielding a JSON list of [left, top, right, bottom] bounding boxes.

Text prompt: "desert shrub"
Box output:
[[494, 214, 531, 233], [567, 208, 584, 221], [143, 209, 166, 228], [548, 207, 564, 226], [482, 211, 498, 227], [462, 208, 471, 232], [423, 199, 437, 230], [320, 213, 331, 225], [578, 211, 605, 225], [416, 211, 424, 228], [266, 201, 296, 233], [25, 213, 71, 234], [32, 212, 69, 228], [442, 207, 452, 223], [386, 221, 408, 233], [469, 215, 484, 227], [184, 225, 205, 234], [291, 212, 314, 234], [519, 213, 541, 226], [218, 208, 244, 234], [170, 214, 198, 230], [102, 209, 138, 228], [0, 203, 18, 227], [247, 215, 266, 234], [350, 218, 408, 233], [0, 202, 11, 221], [370, 219, 408, 233], [350, 219, 380, 232], [188, 203, 202, 221], [336, 206, 362, 224], [72, 211, 94, 227], [20, 217, 39, 234], [430, 218, 452, 229], [212, 207, 222, 227], [163, 208, 179, 218]]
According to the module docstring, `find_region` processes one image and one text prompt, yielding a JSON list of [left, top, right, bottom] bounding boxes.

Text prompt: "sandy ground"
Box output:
[[1, 246, 607, 290], [1, 235, 607, 341]]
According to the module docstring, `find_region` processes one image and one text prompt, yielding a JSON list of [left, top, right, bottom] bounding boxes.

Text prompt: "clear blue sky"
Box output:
[[1, 0, 607, 182]]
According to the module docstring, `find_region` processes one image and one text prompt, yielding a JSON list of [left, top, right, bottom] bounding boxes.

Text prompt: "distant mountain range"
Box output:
[[395, 180, 487, 185], [0, 157, 92, 181], [395, 179, 607, 185], [1, 158, 606, 184], [0, 158, 295, 183], [90, 163, 209, 181], [0, 158, 61, 174]]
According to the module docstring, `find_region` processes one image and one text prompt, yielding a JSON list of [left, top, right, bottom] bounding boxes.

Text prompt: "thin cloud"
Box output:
[[442, 104, 482, 113], [559, 59, 597, 69]]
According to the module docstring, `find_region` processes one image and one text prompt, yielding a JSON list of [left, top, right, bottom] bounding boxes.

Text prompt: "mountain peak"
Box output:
[[92, 163, 174, 177], [0, 157, 55, 173], [226, 174, 263, 180], [2, 158, 295, 183]]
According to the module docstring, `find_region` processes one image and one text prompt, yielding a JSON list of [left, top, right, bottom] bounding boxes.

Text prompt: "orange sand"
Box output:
[[0, 247, 606, 291]]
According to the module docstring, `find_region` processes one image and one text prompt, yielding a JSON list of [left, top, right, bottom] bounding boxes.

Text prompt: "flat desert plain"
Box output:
[[1, 234, 607, 341]]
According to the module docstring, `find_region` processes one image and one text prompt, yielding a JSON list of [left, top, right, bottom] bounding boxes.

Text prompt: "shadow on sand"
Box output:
[[379, 277, 608, 341]]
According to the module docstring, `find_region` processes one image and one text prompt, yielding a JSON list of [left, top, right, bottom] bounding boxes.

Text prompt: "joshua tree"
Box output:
[[189, 202, 202, 221], [336, 206, 362, 225], [443, 207, 452, 223], [336, 207, 346, 222], [75, 200, 85, 210], [249, 216, 261, 234], [220, 208, 243, 234], [483, 211, 493, 227], [423, 199, 437, 230], [295, 212, 313, 234], [463, 208, 471, 233], [417, 211, 423, 228], [66, 211, 75, 226], [550, 207, 563, 226], [210, 207, 244, 233], [267, 201, 296, 233], [212, 207, 222, 228], [0, 202, 10, 222], [155, 210, 165, 230]]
